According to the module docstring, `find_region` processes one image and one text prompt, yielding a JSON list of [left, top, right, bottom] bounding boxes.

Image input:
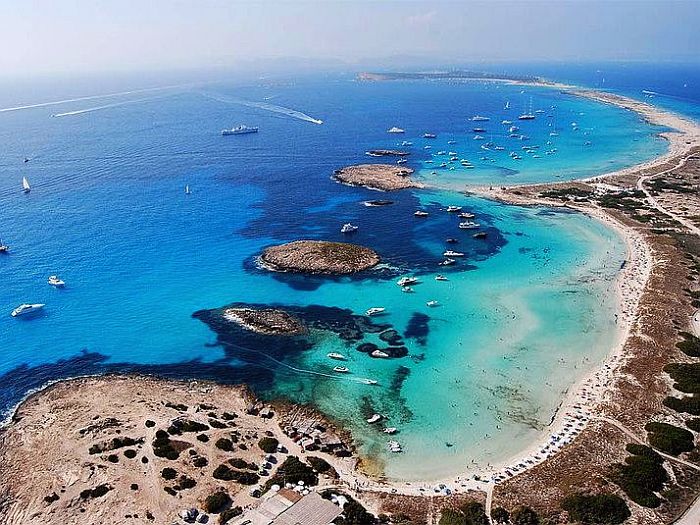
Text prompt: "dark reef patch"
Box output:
[[404, 312, 430, 346]]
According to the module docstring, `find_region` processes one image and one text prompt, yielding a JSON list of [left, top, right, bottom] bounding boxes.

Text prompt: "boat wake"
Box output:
[[51, 96, 161, 117], [199, 91, 323, 125]]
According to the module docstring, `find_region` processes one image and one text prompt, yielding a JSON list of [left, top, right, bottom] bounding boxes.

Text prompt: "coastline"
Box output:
[[2, 76, 699, 522]]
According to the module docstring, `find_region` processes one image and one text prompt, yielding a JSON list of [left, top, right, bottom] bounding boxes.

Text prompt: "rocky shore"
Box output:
[[222, 307, 307, 336], [332, 164, 421, 191], [260, 240, 380, 274]]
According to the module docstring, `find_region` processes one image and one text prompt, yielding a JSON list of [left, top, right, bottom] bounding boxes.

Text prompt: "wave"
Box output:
[[0, 82, 193, 114], [51, 96, 161, 117], [199, 91, 323, 125]]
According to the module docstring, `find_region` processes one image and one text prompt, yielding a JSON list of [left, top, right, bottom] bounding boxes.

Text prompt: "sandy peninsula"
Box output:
[[260, 240, 380, 274], [332, 164, 422, 191]]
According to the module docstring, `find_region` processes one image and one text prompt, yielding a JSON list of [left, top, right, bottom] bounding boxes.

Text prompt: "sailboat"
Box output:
[[185, 185, 192, 195], [22, 177, 31, 194], [518, 97, 536, 120], [504, 100, 510, 110]]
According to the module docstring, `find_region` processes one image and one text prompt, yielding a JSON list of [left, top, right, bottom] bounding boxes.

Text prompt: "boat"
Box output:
[[509, 126, 520, 133], [446, 206, 462, 213], [518, 97, 536, 120], [371, 349, 389, 358], [185, 185, 192, 195], [387, 126, 405, 134], [397, 277, 418, 287], [221, 125, 258, 136], [473, 135, 484, 140], [459, 221, 480, 229], [48, 275, 65, 287], [435, 275, 448, 281], [472, 128, 486, 133], [363, 200, 394, 207], [367, 414, 382, 424], [504, 101, 511, 110], [443, 250, 464, 257], [458, 212, 475, 219], [340, 223, 359, 234], [501, 120, 513, 125], [333, 366, 350, 373], [11, 303, 45, 317], [471, 115, 489, 122], [397, 158, 408, 164], [423, 133, 437, 139], [426, 300, 439, 307], [401, 286, 414, 293], [0, 241, 8, 254], [446, 238, 458, 244], [473, 232, 488, 239], [414, 210, 429, 217], [22, 177, 30, 194], [365, 307, 386, 316], [439, 259, 456, 266], [362, 379, 378, 385], [400, 141, 413, 146], [327, 352, 346, 360], [387, 440, 402, 453], [383, 427, 398, 434], [447, 140, 457, 145]]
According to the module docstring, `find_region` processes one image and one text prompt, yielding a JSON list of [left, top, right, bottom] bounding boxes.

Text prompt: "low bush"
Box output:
[[510, 506, 539, 525], [561, 493, 631, 524], [204, 491, 231, 513], [265, 456, 317, 489], [645, 422, 695, 456], [229, 457, 258, 471], [686, 418, 700, 432], [215, 438, 234, 451], [124, 449, 137, 459], [161, 467, 177, 480], [610, 444, 667, 508], [258, 437, 279, 453], [306, 456, 331, 473], [491, 507, 509, 524], [219, 506, 243, 524], [664, 363, 700, 393], [79, 484, 112, 499], [175, 475, 197, 490], [212, 464, 260, 485], [677, 332, 700, 357], [664, 394, 700, 415]]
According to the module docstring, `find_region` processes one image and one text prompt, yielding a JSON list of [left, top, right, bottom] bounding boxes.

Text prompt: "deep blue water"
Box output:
[[0, 63, 694, 479]]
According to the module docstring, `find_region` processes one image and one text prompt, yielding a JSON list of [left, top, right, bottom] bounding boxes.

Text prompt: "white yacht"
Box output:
[[397, 276, 418, 287], [365, 307, 386, 316], [0, 241, 8, 253], [22, 177, 31, 194], [471, 115, 490, 122], [221, 125, 258, 136], [439, 258, 456, 266], [426, 300, 440, 307], [362, 379, 378, 385], [459, 221, 480, 229], [48, 275, 65, 287], [435, 275, 448, 281], [401, 286, 414, 293], [414, 210, 429, 217], [501, 120, 513, 125], [473, 135, 485, 140], [327, 352, 346, 360], [11, 303, 45, 317], [423, 133, 437, 139], [367, 414, 382, 424], [387, 126, 405, 134], [333, 366, 350, 373], [446, 206, 462, 213], [458, 212, 475, 219], [340, 223, 359, 234], [443, 250, 465, 257], [383, 427, 398, 434], [371, 349, 389, 358]]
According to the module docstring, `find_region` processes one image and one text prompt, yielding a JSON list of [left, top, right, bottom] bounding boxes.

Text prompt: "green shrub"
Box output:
[[610, 445, 668, 508], [438, 509, 463, 525], [332, 495, 376, 525], [265, 456, 317, 489], [664, 394, 700, 415], [676, 332, 700, 357], [306, 456, 331, 473], [491, 507, 509, 524], [664, 363, 700, 393], [219, 507, 243, 524], [197, 433, 210, 442], [229, 457, 258, 471], [204, 491, 231, 513], [212, 464, 260, 485], [215, 438, 234, 451], [161, 467, 177, 480], [645, 422, 695, 455], [124, 449, 137, 459], [145, 419, 156, 428], [686, 418, 700, 432], [176, 475, 197, 490], [258, 437, 279, 453], [511, 506, 539, 525], [561, 493, 631, 524]]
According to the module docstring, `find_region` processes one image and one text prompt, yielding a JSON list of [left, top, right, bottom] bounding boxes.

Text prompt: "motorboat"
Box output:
[[367, 414, 382, 424], [397, 277, 418, 287], [387, 440, 402, 453], [221, 125, 258, 135], [459, 221, 480, 229], [414, 210, 429, 217], [363, 200, 394, 207], [501, 120, 513, 125], [48, 275, 65, 287], [11, 303, 45, 317], [0, 241, 8, 253], [340, 223, 359, 234], [471, 115, 489, 122], [443, 250, 465, 257], [397, 158, 408, 164], [362, 379, 378, 385], [473, 232, 488, 239], [446, 206, 462, 212], [365, 307, 386, 316], [371, 349, 389, 358], [446, 238, 459, 243], [458, 212, 475, 219], [423, 133, 437, 139], [472, 128, 486, 133], [383, 427, 398, 434], [473, 135, 484, 140], [333, 366, 350, 373], [439, 259, 456, 266], [327, 352, 347, 360], [447, 140, 457, 145], [426, 300, 439, 307], [400, 141, 413, 146], [435, 275, 448, 281], [402, 286, 414, 293], [387, 126, 405, 134]]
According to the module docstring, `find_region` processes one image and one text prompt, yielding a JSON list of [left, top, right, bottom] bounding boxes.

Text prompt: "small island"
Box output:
[[223, 307, 307, 336], [333, 164, 421, 191], [260, 240, 380, 274]]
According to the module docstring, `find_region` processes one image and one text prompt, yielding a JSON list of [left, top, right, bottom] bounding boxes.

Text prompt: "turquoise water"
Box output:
[[0, 73, 659, 480]]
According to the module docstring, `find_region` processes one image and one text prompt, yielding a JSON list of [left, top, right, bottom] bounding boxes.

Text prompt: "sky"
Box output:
[[1, 0, 698, 78]]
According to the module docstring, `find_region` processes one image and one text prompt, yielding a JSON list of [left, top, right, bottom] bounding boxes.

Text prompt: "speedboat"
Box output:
[[501, 120, 512, 125], [473, 135, 484, 140], [0, 242, 8, 254], [423, 133, 437, 139], [446, 206, 462, 212], [11, 303, 45, 317], [365, 307, 386, 316], [435, 275, 448, 281], [400, 141, 413, 146], [387, 440, 402, 453], [397, 158, 408, 164], [402, 286, 414, 293], [472, 128, 486, 133], [414, 210, 429, 217], [443, 250, 465, 257], [221, 125, 258, 135], [47, 275, 65, 287], [371, 349, 389, 358], [340, 223, 359, 234], [447, 140, 457, 145], [459, 221, 480, 229], [473, 232, 488, 239], [439, 259, 456, 266], [426, 300, 439, 307], [362, 379, 378, 385], [446, 238, 459, 244], [387, 126, 405, 134], [364, 200, 393, 207], [333, 366, 350, 373], [367, 414, 382, 423], [397, 277, 418, 287], [327, 352, 346, 360], [458, 212, 475, 219], [518, 113, 536, 120], [383, 427, 398, 434], [471, 115, 489, 122]]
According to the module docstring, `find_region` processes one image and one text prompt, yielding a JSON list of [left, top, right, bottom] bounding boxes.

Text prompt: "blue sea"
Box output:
[[0, 63, 693, 480]]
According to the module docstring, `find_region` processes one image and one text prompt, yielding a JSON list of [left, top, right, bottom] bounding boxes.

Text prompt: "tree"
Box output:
[[511, 506, 539, 525], [492, 507, 510, 524]]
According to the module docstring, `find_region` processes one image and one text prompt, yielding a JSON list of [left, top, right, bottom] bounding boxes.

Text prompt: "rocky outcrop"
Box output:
[[260, 240, 380, 275]]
